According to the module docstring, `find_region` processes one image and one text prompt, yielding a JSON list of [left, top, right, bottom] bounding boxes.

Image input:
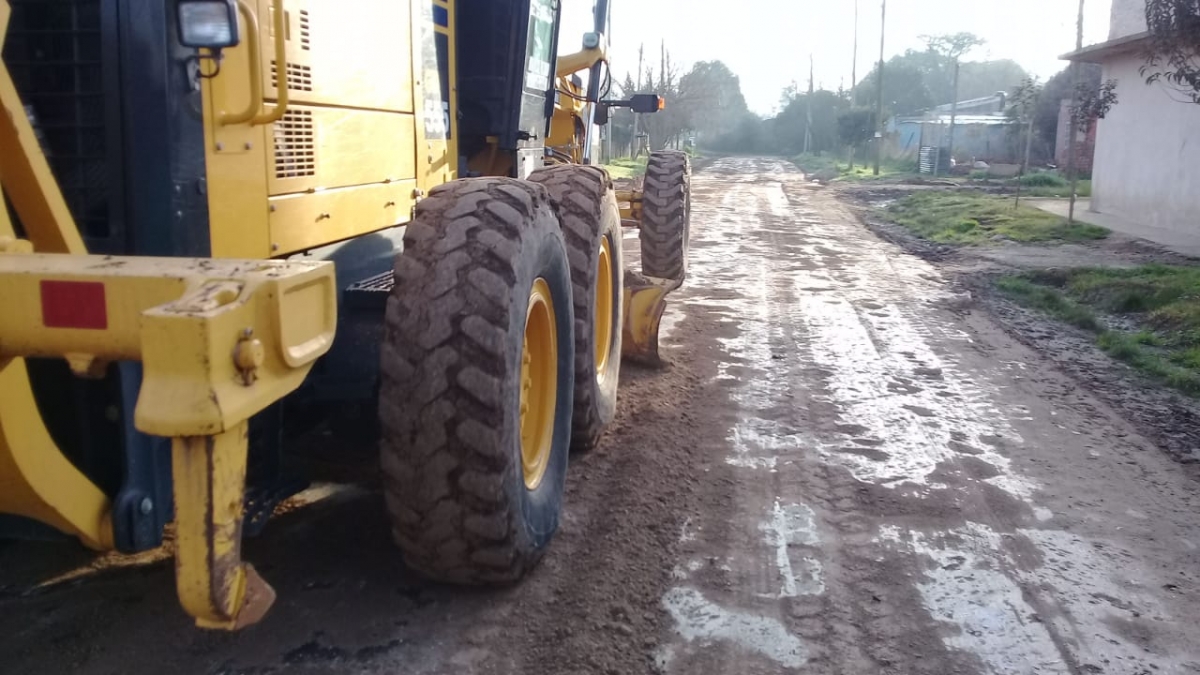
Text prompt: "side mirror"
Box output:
[[629, 94, 664, 114], [594, 103, 610, 126], [177, 0, 240, 50]]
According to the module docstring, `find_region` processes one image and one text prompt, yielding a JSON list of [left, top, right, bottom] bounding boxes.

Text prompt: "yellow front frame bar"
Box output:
[[0, 254, 336, 628]]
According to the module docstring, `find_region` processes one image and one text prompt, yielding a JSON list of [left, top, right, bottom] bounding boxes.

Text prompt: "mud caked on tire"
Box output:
[[639, 150, 692, 281], [529, 165, 623, 451], [379, 178, 575, 583]]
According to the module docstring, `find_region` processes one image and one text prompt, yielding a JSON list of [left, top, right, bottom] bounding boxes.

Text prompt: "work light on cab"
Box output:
[[177, 0, 239, 50]]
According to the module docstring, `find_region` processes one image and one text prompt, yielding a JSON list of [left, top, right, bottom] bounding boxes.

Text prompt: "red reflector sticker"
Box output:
[[40, 280, 107, 330]]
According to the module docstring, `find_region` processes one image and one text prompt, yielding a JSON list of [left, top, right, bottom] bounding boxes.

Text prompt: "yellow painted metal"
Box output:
[[520, 278, 557, 490], [0, 252, 334, 627], [0, 357, 114, 550], [546, 78, 586, 165], [172, 423, 276, 629], [0, 2, 85, 256], [267, 106, 417, 196], [0, 0, 113, 556], [262, 0, 414, 114], [620, 272, 680, 367], [413, 0, 458, 192], [615, 188, 642, 228], [220, 2, 265, 125], [595, 235, 614, 377], [249, 0, 288, 125], [268, 180, 416, 255], [555, 44, 606, 80], [203, 45, 271, 258], [204, 0, 424, 258], [0, 254, 335, 435]]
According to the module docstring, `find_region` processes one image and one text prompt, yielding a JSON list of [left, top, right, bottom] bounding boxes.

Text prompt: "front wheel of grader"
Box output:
[[623, 150, 692, 366], [378, 178, 576, 583]]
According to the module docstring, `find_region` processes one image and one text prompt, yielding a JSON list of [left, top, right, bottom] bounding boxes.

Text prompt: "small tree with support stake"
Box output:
[[1007, 77, 1042, 209]]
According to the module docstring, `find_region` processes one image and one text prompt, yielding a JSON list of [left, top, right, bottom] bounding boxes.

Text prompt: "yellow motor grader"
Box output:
[[0, 0, 690, 629]]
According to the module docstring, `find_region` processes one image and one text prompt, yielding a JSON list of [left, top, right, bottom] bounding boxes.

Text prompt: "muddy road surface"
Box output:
[[3, 156, 1200, 674]]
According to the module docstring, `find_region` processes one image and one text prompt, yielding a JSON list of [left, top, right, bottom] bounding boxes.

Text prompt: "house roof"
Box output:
[[932, 94, 1004, 113], [1061, 31, 1150, 63], [894, 114, 1014, 126]]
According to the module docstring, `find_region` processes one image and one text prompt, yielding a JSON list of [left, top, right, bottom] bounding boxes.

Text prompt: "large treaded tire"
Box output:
[[379, 178, 575, 584], [529, 165, 623, 451], [639, 150, 692, 281]]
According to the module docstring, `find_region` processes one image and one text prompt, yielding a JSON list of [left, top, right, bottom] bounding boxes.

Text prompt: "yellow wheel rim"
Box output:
[[520, 277, 558, 490], [594, 235, 614, 380]]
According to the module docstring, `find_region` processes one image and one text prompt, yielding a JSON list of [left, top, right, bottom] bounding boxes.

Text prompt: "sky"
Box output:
[[561, 0, 1114, 115]]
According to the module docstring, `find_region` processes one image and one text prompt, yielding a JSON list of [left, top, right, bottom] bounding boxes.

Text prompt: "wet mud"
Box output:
[[2, 158, 1200, 674]]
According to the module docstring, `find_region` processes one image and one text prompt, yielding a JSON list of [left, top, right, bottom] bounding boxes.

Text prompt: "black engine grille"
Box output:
[[3, 0, 118, 248]]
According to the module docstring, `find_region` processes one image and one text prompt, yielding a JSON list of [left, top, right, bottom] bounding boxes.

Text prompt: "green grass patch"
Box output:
[[790, 153, 841, 177], [998, 265, 1200, 396], [1018, 172, 1067, 187], [603, 156, 648, 179], [886, 191, 1108, 245], [994, 277, 1100, 329], [1015, 179, 1092, 198], [789, 154, 917, 182]]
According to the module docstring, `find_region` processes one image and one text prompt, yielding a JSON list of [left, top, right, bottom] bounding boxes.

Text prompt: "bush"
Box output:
[[1018, 172, 1068, 187], [969, 170, 989, 180]]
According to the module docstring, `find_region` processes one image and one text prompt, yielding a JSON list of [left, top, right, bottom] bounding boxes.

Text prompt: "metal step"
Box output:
[[344, 271, 394, 311]]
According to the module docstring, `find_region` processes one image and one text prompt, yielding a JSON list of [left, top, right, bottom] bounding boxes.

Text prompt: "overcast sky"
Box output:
[[561, 0, 1114, 115]]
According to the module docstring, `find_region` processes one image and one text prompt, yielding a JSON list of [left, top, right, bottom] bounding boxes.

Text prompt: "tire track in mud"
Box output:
[[655, 157, 1200, 675]]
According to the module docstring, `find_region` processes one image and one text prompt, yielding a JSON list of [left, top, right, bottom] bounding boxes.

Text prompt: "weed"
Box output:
[[998, 265, 1200, 397], [887, 192, 1108, 245]]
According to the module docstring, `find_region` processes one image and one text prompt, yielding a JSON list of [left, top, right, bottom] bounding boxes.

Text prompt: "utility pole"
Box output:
[[944, 59, 961, 175], [804, 54, 814, 154], [1067, 0, 1085, 224], [851, 0, 859, 100], [632, 44, 644, 158], [873, 0, 886, 175]]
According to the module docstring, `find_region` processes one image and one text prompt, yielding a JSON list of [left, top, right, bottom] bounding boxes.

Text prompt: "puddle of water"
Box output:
[[881, 522, 1186, 674], [796, 290, 1035, 499], [898, 523, 1069, 674], [758, 501, 823, 598], [661, 586, 809, 670]]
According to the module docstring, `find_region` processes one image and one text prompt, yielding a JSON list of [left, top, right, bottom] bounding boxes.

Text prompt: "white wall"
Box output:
[[1091, 54, 1200, 235], [1109, 0, 1147, 39]]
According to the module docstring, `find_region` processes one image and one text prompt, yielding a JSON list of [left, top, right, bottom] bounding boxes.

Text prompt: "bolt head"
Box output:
[[139, 497, 154, 515]]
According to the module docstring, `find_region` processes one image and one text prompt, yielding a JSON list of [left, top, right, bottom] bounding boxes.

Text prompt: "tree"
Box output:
[[1141, 0, 1200, 102], [1007, 77, 1042, 206], [677, 60, 750, 145], [957, 59, 1031, 101], [837, 107, 876, 168], [922, 32, 986, 170], [710, 112, 769, 153], [1070, 79, 1118, 131], [1026, 64, 1101, 161], [853, 61, 933, 116], [772, 90, 848, 155]]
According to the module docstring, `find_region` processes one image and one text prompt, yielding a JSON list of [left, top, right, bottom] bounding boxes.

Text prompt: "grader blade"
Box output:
[[621, 270, 681, 367]]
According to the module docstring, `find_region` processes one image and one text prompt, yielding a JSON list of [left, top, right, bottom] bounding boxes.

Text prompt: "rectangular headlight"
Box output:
[[178, 0, 239, 49]]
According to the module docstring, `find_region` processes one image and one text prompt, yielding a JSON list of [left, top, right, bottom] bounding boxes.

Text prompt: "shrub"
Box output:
[[1018, 172, 1068, 187]]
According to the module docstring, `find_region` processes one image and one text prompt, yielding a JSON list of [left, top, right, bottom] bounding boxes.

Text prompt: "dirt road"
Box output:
[[4, 157, 1200, 674]]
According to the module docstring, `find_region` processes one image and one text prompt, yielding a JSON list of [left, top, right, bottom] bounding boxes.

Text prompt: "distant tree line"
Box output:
[[608, 33, 1120, 161]]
